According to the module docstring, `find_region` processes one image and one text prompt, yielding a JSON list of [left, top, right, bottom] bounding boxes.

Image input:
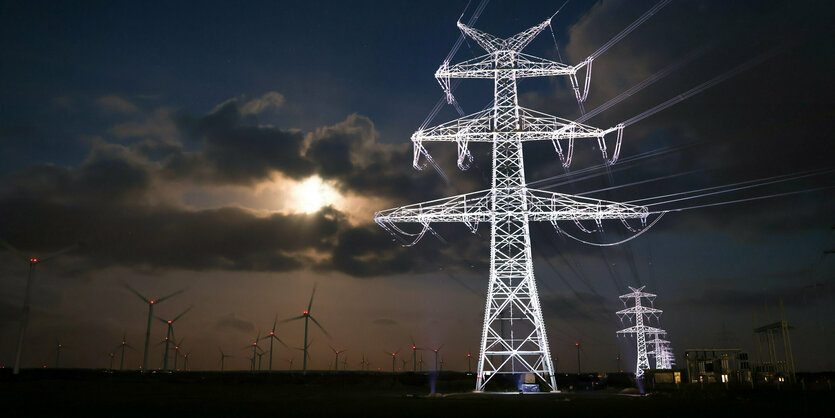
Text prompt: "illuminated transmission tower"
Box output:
[[616, 286, 664, 378], [376, 18, 655, 392], [646, 330, 674, 369]]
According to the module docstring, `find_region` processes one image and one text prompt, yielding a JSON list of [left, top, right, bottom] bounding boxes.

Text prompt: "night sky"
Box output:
[[1, 0, 833, 374]]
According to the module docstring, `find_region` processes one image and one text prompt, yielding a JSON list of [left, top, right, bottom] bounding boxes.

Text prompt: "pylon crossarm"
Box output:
[[617, 325, 665, 335], [411, 107, 613, 144], [457, 21, 504, 53], [616, 306, 662, 315], [515, 53, 575, 78], [436, 54, 496, 79], [525, 189, 649, 222], [374, 190, 492, 224], [503, 19, 552, 52], [412, 108, 493, 143]]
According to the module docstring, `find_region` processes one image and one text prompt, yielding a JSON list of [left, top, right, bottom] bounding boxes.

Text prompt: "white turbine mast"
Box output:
[[616, 286, 664, 378], [376, 14, 663, 392]]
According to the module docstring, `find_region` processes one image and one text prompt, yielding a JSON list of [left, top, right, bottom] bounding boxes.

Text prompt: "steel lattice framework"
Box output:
[[616, 286, 666, 378], [375, 18, 653, 392]]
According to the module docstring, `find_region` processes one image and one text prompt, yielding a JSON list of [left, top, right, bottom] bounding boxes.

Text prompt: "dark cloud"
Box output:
[[215, 313, 255, 333], [175, 100, 315, 184]]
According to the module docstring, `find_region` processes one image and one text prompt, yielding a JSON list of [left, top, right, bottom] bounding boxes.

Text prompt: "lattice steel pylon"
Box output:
[[616, 286, 664, 378], [375, 17, 655, 392], [646, 330, 673, 369]]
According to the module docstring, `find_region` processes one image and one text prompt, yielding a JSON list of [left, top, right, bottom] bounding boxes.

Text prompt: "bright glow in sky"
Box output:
[[289, 176, 340, 214]]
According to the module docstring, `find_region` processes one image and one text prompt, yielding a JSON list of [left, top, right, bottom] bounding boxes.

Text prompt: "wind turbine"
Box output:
[[294, 340, 312, 371], [172, 338, 184, 371], [329, 346, 347, 371], [182, 352, 191, 371], [244, 332, 261, 373], [156, 306, 192, 371], [431, 344, 444, 372], [54, 340, 62, 368], [261, 315, 288, 372], [281, 284, 330, 374], [466, 351, 473, 374], [117, 334, 135, 371], [409, 337, 424, 372], [123, 284, 186, 372], [108, 351, 116, 370], [1, 238, 78, 374], [342, 355, 348, 371], [418, 354, 424, 372], [385, 349, 400, 373], [219, 348, 232, 372], [286, 357, 294, 370]]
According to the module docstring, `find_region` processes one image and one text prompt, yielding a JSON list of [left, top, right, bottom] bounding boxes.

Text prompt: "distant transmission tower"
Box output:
[[616, 286, 665, 378], [376, 16, 661, 392], [646, 330, 674, 369]]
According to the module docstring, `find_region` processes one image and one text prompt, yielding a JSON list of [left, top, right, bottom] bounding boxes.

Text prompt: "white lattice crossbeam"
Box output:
[[412, 107, 617, 144], [374, 188, 648, 225]]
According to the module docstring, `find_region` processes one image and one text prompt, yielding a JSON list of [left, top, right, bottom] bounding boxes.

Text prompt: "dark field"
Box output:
[[1, 370, 830, 417]]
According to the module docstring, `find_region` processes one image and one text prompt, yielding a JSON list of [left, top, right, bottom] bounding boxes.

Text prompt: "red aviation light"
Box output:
[[167, 320, 173, 324], [412, 346, 416, 350], [150, 300, 155, 305], [303, 310, 309, 315], [30, 258, 38, 263], [270, 331, 274, 335]]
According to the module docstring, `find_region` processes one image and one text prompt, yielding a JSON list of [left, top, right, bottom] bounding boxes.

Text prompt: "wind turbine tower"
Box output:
[[282, 284, 329, 375], [374, 14, 656, 392], [157, 306, 191, 371], [124, 284, 185, 372], [118, 334, 134, 371], [262, 316, 288, 372], [219, 348, 232, 372], [616, 286, 664, 379], [1, 239, 78, 374]]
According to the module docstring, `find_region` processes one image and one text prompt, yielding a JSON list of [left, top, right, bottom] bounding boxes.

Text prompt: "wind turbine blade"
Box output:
[[280, 315, 306, 323], [173, 305, 193, 322], [307, 283, 317, 312], [156, 288, 187, 304], [438, 344, 445, 351], [274, 335, 289, 348], [309, 315, 330, 338], [272, 314, 278, 331], [155, 316, 167, 323], [123, 283, 150, 304], [38, 242, 80, 262], [0, 238, 30, 262], [329, 345, 336, 353]]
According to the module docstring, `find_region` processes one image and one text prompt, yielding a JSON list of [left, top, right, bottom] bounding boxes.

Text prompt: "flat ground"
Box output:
[[1, 370, 830, 417]]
